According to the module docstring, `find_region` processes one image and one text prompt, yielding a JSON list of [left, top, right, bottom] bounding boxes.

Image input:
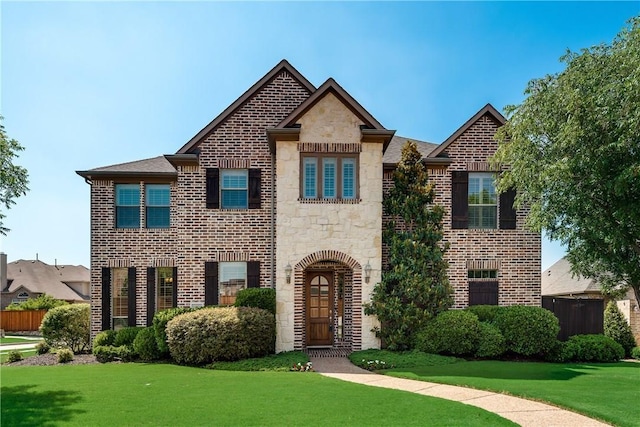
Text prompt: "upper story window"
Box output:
[[302, 155, 357, 200], [206, 168, 261, 210], [468, 173, 497, 229], [116, 184, 140, 228], [146, 184, 170, 228]]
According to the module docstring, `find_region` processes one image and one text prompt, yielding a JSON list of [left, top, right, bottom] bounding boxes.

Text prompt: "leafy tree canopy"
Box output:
[[493, 17, 640, 303], [365, 141, 452, 350], [0, 116, 29, 235]]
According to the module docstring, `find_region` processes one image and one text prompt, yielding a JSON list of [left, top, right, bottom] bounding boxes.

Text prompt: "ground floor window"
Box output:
[[111, 268, 129, 330], [156, 267, 174, 311], [219, 262, 246, 305], [468, 269, 499, 306]]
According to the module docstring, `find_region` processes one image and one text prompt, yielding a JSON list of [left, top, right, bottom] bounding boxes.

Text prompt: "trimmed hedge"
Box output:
[[57, 348, 74, 364], [40, 303, 90, 353], [114, 327, 143, 347], [153, 307, 200, 357], [563, 334, 625, 362], [632, 346, 640, 360], [133, 326, 161, 361], [93, 330, 117, 348], [493, 305, 560, 357], [604, 301, 637, 357], [235, 288, 276, 315], [475, 322, 506, 358], [166, 306, 275, 365], [93, 345, 135, 363], [415, 310, 481, 356], [466, 305, 505, 323]]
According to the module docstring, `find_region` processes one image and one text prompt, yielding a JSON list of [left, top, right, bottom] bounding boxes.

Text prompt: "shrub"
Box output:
[[493, 305, 560, 357], [415, 310, 481, 356], [167, 306, 275, 365], [475, 322, 506, 358], [35, 341, 50, 355], [631, 346, 640, 360], [563, 334, 625, 362], [604, 301, 637, 357], [133, 327, 161, 361], [93, 330, 117, 348], [5, 293, 68, 311], [93, 345, 134, 363], [57, 348, 74, 364], [39, 303, 90, 353], [7, 350, 23, 363], [153, 307, 198, 357], [114, 327, 143, 347], [234, 288, 276, 315], [466, 305, 505, 323]]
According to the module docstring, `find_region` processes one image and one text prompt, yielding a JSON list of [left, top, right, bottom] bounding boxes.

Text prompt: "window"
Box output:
[[146, 184, 170, 228], [468, 173, 497, 229], [220, 169, 248, 209], [116, 184, 140, 228], [111, 268, 129, 330], [156, 267, 174, 311], [206, 168, 261, 210], [468, 270, 498, 279], [219, 262, 246, 305], [301, 155, 358, 200]]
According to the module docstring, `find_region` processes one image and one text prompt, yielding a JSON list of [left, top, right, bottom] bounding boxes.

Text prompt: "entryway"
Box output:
[[306, 272, 333, 347]]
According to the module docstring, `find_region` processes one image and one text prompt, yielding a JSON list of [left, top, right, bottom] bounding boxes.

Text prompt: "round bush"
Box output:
[[57, 348, 74, 364], [415, 310, 481, 356], [36, 341, 50, 355], [604, 301, 637, 357], [133, 326, 161, 361], [167, 306, 276, 365], [40, 303, 90, 353], [234, 288, 276, 315], [93, 330, 117, 348], [563, 334, 625, 362], [631, 346, 640, 360], [493, 305, 560, 357], [153, 307, 199, 357], [7, 350, 23, 363], [466, 305, 505, 323], [475, 322, 506, 358], [114, 326, 143, 347], [93, 345, 134, 363]]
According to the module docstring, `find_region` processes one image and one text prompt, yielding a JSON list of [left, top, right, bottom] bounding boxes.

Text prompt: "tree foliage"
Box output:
[[0, 116, 29, 235], [364, 141, 452, 350], [604, 300, 637, 357], [493, 17, 640, 303], [5, 294, 69, 311]]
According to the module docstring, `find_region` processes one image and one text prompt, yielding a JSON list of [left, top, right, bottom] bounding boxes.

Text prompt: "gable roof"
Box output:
[[177, 60, 316, 154], [427, 103, 506, 159], [541, 257, 602, 297], [4, 260, 89, 301], [76, 156, 177, 180], [383, 135, 438, 165]]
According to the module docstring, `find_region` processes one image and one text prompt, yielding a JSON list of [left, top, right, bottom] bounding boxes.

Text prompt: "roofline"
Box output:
[[75, 170, 178, 180], [361, 129, 396, 152], [177, 60, 316, 154], [428, 103, 506, 158], [275, 78, 385, 130], [164, 154, 199, 166]]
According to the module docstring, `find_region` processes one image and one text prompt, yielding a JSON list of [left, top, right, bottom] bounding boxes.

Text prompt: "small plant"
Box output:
[[133, 326, 161, 361], [631, 346, 640, 360], [356, 359, 394, 371], [290, 361, 314, 372], [36, 341, 50, 355], [7, 350, 23, 363], [93, 330, 117, 348], [57, 348, 74, 364], [93, 345, 134, 363]]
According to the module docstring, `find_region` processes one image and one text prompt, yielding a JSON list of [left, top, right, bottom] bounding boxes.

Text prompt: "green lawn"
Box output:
[[0, 349, 37, 364], [386, 360, 640, 427], [1, 363, 515, 427], [0, 337, 40, 345]]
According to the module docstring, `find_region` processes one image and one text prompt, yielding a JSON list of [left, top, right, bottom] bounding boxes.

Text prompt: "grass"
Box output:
[[208, 350, 310, 371], [0, 337, 40, 345], [349, 349, 460, 370], [0, 349, 37, 364], [1, 363, 515, 427], [375, 356, 640, 427]]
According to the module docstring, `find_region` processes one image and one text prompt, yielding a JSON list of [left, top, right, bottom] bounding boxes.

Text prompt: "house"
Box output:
[[0, 253, 90, 309], [77, 60, 540, 352], [543, 256, 640, 343]]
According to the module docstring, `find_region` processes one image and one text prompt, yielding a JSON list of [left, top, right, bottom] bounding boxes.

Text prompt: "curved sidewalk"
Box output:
[[310, 357, 609, 427]]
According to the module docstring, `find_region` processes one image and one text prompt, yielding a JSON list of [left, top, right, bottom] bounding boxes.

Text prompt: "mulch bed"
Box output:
[[5, 353, 99, 367]]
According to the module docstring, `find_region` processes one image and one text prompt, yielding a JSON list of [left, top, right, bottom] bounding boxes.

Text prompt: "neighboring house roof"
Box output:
[[76, 156, 177, 180], [383, 135, 439, 165], [3, 260, 90, 301], [177, 59, 316, 155], [542, 257, 602, 297], [428, 103, 506, 159]]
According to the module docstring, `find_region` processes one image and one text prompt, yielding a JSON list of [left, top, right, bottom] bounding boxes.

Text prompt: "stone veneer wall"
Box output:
[[89, 70, 311, 337], [383, 114, 541, 308]]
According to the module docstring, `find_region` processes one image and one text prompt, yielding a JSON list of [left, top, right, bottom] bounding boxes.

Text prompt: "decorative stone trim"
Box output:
[[427, 168, 447, 176], [152, 258, 175, 267], [466, 161, 499, 172], [210, 252, 250, 262], [466, 259, 501, 270], [92, 180, 111, 187], [180, 165, 199, 173], [297, 142, 361, 153], [107, 259, 133, 268], [296, 250, 362, 270], [298, 198, 361, 204], [216, 159, 252, 169]]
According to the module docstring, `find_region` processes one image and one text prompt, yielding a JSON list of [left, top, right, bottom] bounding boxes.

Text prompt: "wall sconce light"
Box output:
[[285, 263, 292, 284], [364, 261, 372, 283]]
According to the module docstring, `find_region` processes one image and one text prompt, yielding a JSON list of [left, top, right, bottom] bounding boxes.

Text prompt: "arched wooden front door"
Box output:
[[306, 272, 333, 346]]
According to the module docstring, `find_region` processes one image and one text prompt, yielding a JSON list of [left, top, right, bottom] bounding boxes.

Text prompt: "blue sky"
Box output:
[[1, 1, 638, 269]]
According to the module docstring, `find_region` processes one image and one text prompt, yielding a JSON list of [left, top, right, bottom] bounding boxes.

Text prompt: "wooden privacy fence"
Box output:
[[0, 310, 47, 332], [542, 297, 604, 341]]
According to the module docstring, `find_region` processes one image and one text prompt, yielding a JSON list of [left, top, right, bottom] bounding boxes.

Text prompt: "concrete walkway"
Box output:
[[310, 356, 610, 427], [0, 336, 42, 352]]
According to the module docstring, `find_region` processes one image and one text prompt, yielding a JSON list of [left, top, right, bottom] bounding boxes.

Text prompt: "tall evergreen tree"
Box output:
[[365, 141, 452, 350]]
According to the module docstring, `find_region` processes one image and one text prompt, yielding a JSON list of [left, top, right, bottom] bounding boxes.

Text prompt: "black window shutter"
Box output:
[[248, 169, 262, 209], [101, 268, 111, 330], [499, 188, 517, 230], [206, 168, 220, 209], [172, 267, 178, 308], [451, 171, 469, 229], [146, 267, 155, 326], [247, 261, 260, 288], [127, 267, 137, 327], [205, 262, 219, 306], [469, 281, 499, 306]]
